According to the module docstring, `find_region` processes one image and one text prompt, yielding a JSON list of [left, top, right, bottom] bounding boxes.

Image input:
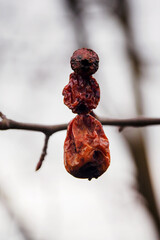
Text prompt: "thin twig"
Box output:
[[36, 135, 50, 171], [99, 117, 160, 128], [0, 115, 67, 135], [0, 113, 160, 135], [0, 112, 7, 120]]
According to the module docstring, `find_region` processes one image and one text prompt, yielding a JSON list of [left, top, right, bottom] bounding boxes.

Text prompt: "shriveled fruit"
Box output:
[[64, 114, 110, 180], [62, 73, 100, 114], [70, 48, 99, 76]]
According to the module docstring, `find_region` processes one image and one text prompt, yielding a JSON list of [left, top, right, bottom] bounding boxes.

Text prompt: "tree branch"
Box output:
[[1, 112, 160, 135], [36, 134, 50, 171], [1, 112, 160, 170], [98, 117, 160, 131], [0, 112, 67, 135], [1, 111, 160, 232]]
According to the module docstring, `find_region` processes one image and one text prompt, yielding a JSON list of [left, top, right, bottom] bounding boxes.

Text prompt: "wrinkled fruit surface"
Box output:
[[70, 48, 99, 76], [64, 114, 110, 180], [62, 73, 100, 114]]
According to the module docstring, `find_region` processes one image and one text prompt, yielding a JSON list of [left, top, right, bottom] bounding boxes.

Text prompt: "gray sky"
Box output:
[[0, 0, 159, 239]]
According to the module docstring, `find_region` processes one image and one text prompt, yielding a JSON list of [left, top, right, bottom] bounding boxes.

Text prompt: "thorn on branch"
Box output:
[[0, 112, 10, 129], [36, 135, 50, 171], [119, 126, 125, 132], [0, 112, 7, 120]]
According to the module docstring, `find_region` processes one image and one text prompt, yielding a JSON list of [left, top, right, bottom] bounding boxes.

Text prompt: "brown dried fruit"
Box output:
[[64, 114, 110, 180], [62, 73, 100, 114], [70, 48, 99, 76]]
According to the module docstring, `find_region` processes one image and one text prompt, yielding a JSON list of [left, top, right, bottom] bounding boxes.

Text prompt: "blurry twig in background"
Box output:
[[64, 0, 88, 47], [106, 0, 160, 234], [0, 188, 35, 240]]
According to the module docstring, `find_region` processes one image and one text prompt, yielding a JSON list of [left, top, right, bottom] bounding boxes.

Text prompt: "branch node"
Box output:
[[0, 112, 7, 120], [119, 126, 125, 132], [36, 134, 50, 171], [0, 112, 10, 129]]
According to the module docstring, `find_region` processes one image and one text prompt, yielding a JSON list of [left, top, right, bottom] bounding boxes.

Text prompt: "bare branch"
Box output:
[[99, 117, 160, 129], [36, 135, 50, 171], [1, 111, 160, 232], [0, 112, 160, 135], [0, 112, 67, 135]]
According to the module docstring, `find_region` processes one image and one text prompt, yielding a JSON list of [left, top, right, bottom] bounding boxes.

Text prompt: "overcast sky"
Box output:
[[0, 0, 160, 239]]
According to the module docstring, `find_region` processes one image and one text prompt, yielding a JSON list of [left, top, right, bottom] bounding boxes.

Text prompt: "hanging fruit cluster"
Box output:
[[62, 48, 110, 180]]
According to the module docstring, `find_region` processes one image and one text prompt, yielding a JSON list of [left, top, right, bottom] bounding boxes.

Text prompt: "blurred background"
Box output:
[[0, 0, 160, 239]]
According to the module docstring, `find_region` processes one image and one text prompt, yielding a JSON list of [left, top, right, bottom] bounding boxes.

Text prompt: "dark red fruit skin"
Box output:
[[70, 48, 99, 76], [64, 114, 110, 180], [62, 73, 100, 114]]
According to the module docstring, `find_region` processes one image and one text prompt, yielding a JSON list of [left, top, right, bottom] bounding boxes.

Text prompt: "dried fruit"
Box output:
[[62, 72, 100, 114], [64, 114, 110, 180], [70, 48, 99, 76], [63, 48, 110, 180]]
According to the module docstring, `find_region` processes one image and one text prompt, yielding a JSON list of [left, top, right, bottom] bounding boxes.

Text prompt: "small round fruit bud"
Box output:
[[70, 48, 99, 76]]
